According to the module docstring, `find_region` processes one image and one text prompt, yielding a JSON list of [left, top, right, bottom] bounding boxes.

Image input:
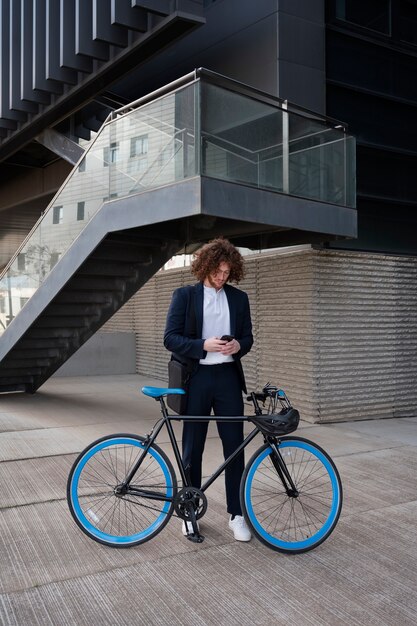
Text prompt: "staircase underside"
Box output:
[[0, 175, 356, 393]]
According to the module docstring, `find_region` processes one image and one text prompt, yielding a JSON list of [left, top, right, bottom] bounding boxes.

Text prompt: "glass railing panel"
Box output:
[[258, 143, 284, 192], [199, 81, 355, 208], [200, 82, 283, 190], [0, 122, 112, 331], [0, 83, 197, 334], [107, 84, 197, 198], [288, 114, 354, 207]]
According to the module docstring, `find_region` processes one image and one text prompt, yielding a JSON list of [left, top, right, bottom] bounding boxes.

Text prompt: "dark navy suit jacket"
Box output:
[[164, 282, 253, 393]]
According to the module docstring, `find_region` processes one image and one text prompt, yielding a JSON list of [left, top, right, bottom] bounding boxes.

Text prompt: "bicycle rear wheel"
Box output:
[[241, 437, 342, 553], [67, 434, 177, 547]]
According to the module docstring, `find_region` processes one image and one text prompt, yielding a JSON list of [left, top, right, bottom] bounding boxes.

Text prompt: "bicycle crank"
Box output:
[[174, 487, 207, 543]]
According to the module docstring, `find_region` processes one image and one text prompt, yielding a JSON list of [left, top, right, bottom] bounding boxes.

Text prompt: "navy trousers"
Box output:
[[182, 362, 244, 516]]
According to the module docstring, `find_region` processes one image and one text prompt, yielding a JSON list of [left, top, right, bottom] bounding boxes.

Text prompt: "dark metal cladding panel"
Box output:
[[111, 0, 147, 32], [45, 0, 78, 84], [9, 0, 37, 112], [75, 0, 109, 61], [0, 0, 25, 124], [93, 0, 128, 46], [32, 0, 63, 94], [176, 0, 205, 16], [131, 0, 170, 16], [60, 0, 93, 72], [20, 0, 50, 104]]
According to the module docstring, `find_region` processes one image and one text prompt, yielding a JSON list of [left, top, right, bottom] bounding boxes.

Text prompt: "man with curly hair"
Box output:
[[164, 238, 253, 542]]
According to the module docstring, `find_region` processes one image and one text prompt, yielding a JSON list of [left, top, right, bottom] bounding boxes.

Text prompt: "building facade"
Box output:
[[1, 1, 416, 421]]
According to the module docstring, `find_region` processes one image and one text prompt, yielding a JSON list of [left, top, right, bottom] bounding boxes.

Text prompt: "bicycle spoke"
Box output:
[[244, 440, 341, 550], [68, 436, 176, 545]]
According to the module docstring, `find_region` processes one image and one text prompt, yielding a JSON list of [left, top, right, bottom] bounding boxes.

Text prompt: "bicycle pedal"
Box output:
[[187, 533, 205, 544]]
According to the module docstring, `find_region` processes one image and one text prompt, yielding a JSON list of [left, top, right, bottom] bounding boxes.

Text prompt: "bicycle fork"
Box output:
[[267, 440, 299, 498]]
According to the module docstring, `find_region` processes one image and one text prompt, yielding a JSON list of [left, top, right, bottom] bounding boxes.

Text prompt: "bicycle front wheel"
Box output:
[[67, 434, 177, 547], [241, 437, 342, 553]]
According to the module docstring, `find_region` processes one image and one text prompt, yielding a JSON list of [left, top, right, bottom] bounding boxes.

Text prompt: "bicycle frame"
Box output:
[[67, 385, 342, 553], [122, 396, 298, 501]]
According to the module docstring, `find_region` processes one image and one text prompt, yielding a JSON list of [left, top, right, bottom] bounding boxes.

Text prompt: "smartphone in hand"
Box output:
[[220, 335, 234, 342]]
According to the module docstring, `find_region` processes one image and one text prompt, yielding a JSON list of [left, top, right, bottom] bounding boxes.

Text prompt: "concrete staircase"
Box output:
[[0, 230, 183, 393]]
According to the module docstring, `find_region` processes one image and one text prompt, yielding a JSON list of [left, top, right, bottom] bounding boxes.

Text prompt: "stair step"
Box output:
[[12, 347, 62, 358], [0, 379, 28, 393], [0, 384, 27, 393], [15, 338, 71, 351], [53, 291, 116, 304], [90, 246, 152, 263], [47, 304, 103, 316], [0, 375, 34, 385], [33, 316, 97, 329], [2, 358, 52, 368], [65, 276, 127, 291], [78, 259, 138, 276], [0, 365, 44, 376], [27, 328, 81, 339], [104, 234, 164, 248]]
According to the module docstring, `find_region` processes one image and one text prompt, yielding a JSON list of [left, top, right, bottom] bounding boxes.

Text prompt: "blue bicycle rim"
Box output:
[[244, 439, 341, 551], [70, 436, 173, 545]]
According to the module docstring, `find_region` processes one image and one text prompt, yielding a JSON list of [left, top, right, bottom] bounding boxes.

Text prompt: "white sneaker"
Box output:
[[229, 515, 252, 542], [182, 520, 200, 536]]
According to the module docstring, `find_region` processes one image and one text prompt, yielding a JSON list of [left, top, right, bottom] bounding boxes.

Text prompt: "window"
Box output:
[[103, 142, 119, 166], [129, 134, 149, 176], [20, 297, 29, 309], [50, 252, 61, 269], [130, 135, 148, 157], [52, 206, 63, 224], [17, 253, 26, 271], [400, 0, 417, 44], [77, 201, 85, 221], [0, 296, 5, 314], [335, 0, 391, 34]]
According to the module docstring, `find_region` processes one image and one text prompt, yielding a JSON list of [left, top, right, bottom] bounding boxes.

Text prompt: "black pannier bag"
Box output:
[[167, 286, 197, 415], [167, 358, 190, 415]]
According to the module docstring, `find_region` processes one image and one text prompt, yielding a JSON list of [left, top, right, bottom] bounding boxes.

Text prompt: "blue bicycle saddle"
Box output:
[[141, 386, 186, 398]]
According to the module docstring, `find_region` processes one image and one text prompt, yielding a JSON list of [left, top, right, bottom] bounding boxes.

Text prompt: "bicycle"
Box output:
[[67, 383, 343, 554]]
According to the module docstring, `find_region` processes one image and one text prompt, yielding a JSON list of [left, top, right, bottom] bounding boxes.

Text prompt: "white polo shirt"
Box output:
[[199, 285, 234, 365]]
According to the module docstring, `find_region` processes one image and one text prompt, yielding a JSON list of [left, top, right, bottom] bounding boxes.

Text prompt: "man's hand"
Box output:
[[203, 337, 226, 352], [203, 337, 241, 354], [220, 337, 240, 356]]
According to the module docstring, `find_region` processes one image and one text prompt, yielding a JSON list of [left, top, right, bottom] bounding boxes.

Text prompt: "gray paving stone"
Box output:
[[0, 373, 416, 626]]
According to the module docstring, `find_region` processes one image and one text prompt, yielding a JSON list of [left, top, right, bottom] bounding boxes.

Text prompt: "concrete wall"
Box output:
[[311, 250, 417, 421], [102, 248, 417, 423], [54, 331, 136, 377]]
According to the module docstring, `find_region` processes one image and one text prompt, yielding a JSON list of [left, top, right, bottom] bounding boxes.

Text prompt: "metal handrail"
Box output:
[[110, 67, 348, 131], [108, 70, 199, 119], [202, 125, 347, 162]]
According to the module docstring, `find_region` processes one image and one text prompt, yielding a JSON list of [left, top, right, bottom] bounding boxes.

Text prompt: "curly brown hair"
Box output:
[[191, 237, 245, 284]]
